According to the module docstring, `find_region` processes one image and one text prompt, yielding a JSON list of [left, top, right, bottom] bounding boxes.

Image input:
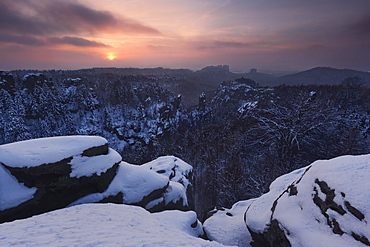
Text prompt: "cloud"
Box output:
[[0, 33, 47, 46], [0, 0, 161, 42], [48, 36, 110, 47], [42, 1, 161, 35]]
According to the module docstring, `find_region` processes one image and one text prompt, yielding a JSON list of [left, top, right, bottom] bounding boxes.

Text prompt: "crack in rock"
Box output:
[[313, 178, 369, 246]]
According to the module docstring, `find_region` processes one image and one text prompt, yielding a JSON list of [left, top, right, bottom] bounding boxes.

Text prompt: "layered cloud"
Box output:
[[0, 0, 161, 48], [48, 36, 110, 47]]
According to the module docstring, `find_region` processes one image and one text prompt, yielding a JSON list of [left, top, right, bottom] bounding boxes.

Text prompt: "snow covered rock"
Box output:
[[245, 154, 370, 247], [21, 73, 53, 91], [0, 136, 121, 223], [142, 156, 193, 210], [0, 203, 228, 247], [70, 156, 193, 212], [0, 71, 15, 93], [204, 200, 254, 247]]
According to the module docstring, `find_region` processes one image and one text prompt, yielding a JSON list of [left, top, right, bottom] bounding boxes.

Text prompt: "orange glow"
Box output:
[[107, 54, 117, 61]]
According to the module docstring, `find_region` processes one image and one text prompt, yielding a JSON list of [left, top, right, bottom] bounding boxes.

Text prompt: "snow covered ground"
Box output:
[[0, 203, 230, 247]]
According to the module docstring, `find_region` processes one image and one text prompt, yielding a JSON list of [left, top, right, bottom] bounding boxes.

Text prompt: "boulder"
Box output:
[[0, 135, 122, 223], [245, 154, 370, 247], [142, 156, 193, 211], [70, 156, 193, 212]]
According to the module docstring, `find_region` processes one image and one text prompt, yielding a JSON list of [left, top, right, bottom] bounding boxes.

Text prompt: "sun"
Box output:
[[106, 54, 116, 61]]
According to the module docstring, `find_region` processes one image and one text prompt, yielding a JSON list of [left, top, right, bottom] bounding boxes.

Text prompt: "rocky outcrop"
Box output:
[[21, 73, 53, 91], [0, 136, 122, 223], [204, 154, 370, 247], [70, 156, 193, 213], [245, 155, 370, 247], [0, 71, 15, 93]]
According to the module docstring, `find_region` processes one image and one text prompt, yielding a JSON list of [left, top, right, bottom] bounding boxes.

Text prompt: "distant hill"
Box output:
[[269, 67, 370, 86]]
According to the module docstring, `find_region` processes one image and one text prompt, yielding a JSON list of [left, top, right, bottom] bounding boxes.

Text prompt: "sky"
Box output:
[[1, 0, 370, 72]]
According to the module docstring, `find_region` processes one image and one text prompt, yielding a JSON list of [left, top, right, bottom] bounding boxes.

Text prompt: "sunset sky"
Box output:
[[1, 0, 370, 72]]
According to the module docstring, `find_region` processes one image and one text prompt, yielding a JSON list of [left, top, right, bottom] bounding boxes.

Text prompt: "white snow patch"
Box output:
[[204, 200, 254, 247], [154, 210, 204, 237], [69, 148, 121, 178], [246, 166, 307, 233], [142, 155, 192, 188], [70, 161, 169, 206], [0, 136, 108, 168], [0, 164, 37, 211], [164, 181, 188, 206]]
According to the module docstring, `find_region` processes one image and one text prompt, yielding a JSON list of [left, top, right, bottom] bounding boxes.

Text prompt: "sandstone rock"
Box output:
[[70, 156, 193, 213], [245, 154, 370, 247], [0, 136, 121, 223]]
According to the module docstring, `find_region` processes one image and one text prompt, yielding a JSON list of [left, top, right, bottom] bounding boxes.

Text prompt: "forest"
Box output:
[[1, 69, 369, 220]]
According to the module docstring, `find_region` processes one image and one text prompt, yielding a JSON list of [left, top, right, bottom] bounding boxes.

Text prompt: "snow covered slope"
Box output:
[[0, 203, 229, 247]]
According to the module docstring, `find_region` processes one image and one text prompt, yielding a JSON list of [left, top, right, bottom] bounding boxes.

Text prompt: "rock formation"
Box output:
[[71, 156, 193, 212], [0, 136, 121, 223], [205, 154, 370, 247]]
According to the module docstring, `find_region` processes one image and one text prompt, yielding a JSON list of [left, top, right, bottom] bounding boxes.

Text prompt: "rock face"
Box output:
[[70, 156, 193, 212], [245, 154, 370, 247], [0, 136, 122, 223]]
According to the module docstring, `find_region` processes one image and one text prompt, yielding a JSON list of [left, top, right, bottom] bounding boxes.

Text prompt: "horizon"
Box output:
[[1, 0, 370, 72], [3, 65, 370, 76]]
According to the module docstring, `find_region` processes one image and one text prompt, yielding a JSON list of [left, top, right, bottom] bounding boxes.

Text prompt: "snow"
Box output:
[[0, 203, 230, 247], [22, 73, 43, 80], [204, 200, 255, 247], [69, 148, 122, 178], [142, 156, 192, 188], [164, 181, 188, 206], [154, 210, 204, 237], [70, 156, 193, 210], [114, 161, 169, 204], [246, 166, 307, 233], [0, 136, 108, 168], [245, 154, 370, 247], [70, 161, 169, 206], [0, 164, 37, 211]]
